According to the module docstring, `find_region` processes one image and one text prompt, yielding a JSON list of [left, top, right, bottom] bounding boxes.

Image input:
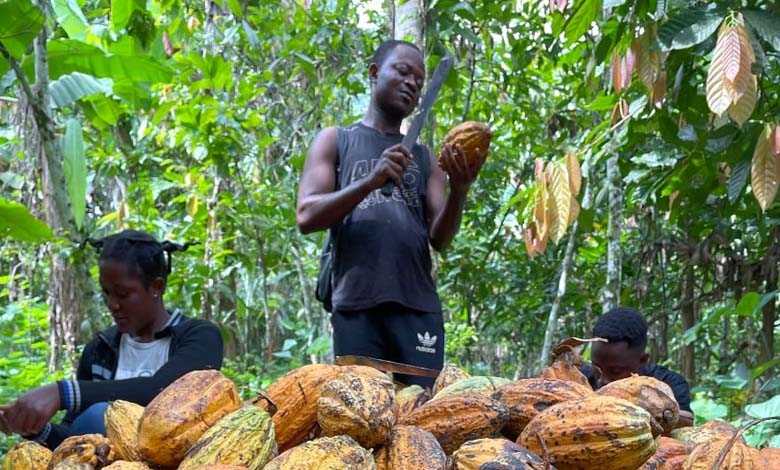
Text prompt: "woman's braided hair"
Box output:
[[87, 230, 194, 288]]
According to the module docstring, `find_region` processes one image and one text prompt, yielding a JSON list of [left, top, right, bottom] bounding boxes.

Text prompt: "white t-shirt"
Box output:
[[114, 311, 180, 380]]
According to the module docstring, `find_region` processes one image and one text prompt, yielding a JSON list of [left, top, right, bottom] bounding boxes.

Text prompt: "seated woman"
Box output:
[[0, 230, 223, 449]]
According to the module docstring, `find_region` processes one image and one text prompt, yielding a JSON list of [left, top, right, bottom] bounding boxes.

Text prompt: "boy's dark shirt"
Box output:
[[579, 363, 692, 412]]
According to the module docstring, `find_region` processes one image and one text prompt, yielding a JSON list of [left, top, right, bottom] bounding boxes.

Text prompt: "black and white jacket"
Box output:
[[33, 311, 223, 449]]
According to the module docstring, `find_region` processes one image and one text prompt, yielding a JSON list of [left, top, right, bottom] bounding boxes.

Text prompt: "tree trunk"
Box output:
[[760, 228, 778, 364], [681, 262, 696, 384], [393, 0, 424, 47], [536, 222, 579, 373], [602, 154, 622, 312], [25, 22, 87, 372]]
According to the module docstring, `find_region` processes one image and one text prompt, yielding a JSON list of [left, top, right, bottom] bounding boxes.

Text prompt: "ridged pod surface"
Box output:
[[50, 462, 94, 470], [336, 365, 392, 381], [178, 406, 276, 470], [48, 434, 116, 470], [398, 393, 509, 454], [671, 420, 744, 450], [596, 375, 680, 435], [439, 121, 493, 170], [317, 372, 397, 448], [178, 466, 247, 470], [753, 448, 780, 468], [638, 437, 689, 470], [262, 435, 375, 470], [491, 378, 591, 441], [2, 441, 52, 470], [396, 385, 431, 419], [260, 363, 341, 451], [448, 438, 550, 470], [538, 360, 592, 390], [373, 425, 446, 470], [431, 376, 510, 401], [518, 395, 659, 470], [683, 438, 754, 470], [101, 463, 150, 470], [137, 370, 241, 467], [432, 363, 471, 396], [104, 400, 144, 461]]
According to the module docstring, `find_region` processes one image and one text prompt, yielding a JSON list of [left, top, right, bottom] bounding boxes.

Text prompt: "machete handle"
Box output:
[[380, 180, 395, 196]]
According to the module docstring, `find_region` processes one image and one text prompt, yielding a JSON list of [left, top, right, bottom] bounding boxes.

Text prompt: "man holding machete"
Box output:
[[296, 40, 487, 387]]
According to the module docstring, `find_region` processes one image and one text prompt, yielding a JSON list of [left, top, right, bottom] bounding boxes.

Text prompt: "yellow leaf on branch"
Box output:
[[566, 151, 581, 197], [706, 22, 740, 117], [727, 22, 757, 127], [548, 163, 571, 245]]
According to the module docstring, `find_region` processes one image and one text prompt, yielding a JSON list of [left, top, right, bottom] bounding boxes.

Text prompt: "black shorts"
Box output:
[[331, 302, 444, 388]]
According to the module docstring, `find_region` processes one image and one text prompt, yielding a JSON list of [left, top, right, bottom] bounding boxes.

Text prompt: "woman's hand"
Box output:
[[0, 383, 60, 436]]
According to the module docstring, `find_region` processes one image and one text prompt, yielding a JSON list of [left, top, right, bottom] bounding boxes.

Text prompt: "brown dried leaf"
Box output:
[[751, 125, 780, 212], [633, 28, 660, 90], [569, 195, 580, 225], [534, 180, 549, 243], [651, 69, 667, 105], [611, 49, 635, 93], [727, 24, 756, 127], [772, 125, 780, 157], [548, 163, 571, 245], [728, 74, 756, 127], [566, 152, 582, 196], [524, 227, 536, 257], [534, 158, 545, 181], [707, 24, 740, 116], [721, 27, 742, 82]]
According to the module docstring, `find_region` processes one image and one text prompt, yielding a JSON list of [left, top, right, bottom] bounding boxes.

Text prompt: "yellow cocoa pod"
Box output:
[[48, 434, 116, 469], [373, 425, 445, 470], [104, 401, 144, 461], [518, 395, 659, 470], [317, 372, 397, 449], [2, 441, 52, 470], [597, 375, 680, 435], [101, 462, 150, 470], [263, 435, 375, 470], [137, 370, 241, 467], [439, 121, 493, 168], [178, 406, 276, 470]]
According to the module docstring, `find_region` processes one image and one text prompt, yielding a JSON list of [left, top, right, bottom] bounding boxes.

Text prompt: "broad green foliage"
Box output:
[[0, 0, 44, 76], [0, 198, 54, 242]]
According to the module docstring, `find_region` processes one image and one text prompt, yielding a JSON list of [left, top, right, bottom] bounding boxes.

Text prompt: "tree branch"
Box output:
[[0, 41, 56, 142]]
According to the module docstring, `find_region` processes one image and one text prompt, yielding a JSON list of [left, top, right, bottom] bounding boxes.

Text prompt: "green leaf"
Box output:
[[728, 160, 750, 203], [744, 10, 780, 52], [52, 0, 89, 42], [691, 397, 729, 422], [0, 0, 44, 77], [565, 0, 600, 46], [736, 292, 760, 316], [63, 119, 86, 230], [49, 72, 113, 108], [752, 359, 780, 380], [745, 395, 780, 419], [31, 39, 173, 83], [656, 7, 724, 51], [0, 197, 54, 242], [111, 0, 145, 31]]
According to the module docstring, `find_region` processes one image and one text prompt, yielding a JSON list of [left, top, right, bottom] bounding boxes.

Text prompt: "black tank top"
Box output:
[[331, 122, 441, 312]]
